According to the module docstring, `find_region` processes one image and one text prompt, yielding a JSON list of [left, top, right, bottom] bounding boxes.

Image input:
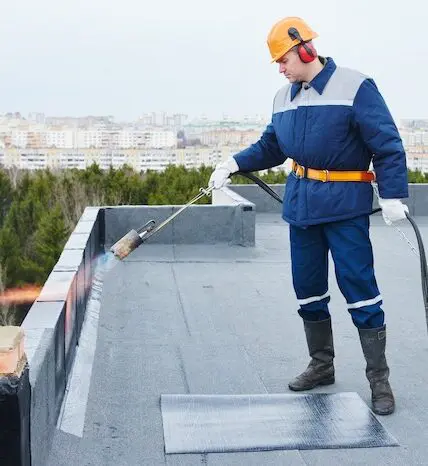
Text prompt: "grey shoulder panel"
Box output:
[[273, 84, 292, 114], [323, 67, 369, 102], [272, 67, 370, 113]]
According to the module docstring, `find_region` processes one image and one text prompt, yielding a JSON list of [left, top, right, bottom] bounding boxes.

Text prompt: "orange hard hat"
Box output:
[[267, 17, 318, 63]]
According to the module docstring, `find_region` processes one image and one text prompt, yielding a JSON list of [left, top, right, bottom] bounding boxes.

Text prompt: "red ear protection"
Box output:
[[288, 27, 317, 63], [298, 41, 317, 63]]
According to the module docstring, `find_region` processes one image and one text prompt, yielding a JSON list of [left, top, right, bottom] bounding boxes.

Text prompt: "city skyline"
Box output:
[[0, 111, 270, 124], [0, 113, 426, 173], [2, 111, 428, 128]]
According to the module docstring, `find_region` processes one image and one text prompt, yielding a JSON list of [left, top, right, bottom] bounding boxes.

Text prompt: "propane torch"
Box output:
[[110, 186, 214, 260]]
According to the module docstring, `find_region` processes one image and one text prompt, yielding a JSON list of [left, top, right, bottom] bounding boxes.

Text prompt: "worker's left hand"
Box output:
[[378, 198, 409, 225], [209, 157, 240, 189]]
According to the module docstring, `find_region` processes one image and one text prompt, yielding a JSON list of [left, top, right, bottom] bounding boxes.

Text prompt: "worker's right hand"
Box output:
[[378, 198, 409, 225], [209, 157, 240, 189]]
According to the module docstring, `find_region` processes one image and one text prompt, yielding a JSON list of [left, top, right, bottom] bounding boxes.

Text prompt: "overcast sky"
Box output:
[[1, 0, 426, 122]]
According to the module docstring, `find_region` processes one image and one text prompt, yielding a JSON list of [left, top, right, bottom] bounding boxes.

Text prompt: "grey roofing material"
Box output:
[[47, 213, 428, 466]]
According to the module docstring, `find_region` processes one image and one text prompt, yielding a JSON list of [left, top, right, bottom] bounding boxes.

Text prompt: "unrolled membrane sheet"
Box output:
[[160, 392, 399, 454]]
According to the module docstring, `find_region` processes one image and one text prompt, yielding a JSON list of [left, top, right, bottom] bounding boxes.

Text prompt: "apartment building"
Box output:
[[406, 145, 428, 172], [400, 129, 428, 146], [0, 146, 257, 171], [4, 129, 176, 150], [398, 123, 428, 172], [200, 129, 261, 146], [0, 145, 292, 173]]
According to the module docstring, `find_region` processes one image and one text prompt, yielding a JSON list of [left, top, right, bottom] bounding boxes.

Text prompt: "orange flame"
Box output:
[[0, 285, 42, 305]]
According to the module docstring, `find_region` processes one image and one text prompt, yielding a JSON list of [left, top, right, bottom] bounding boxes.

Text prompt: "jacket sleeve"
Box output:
[[233, 121, 287, 172], [353, 78, 408, 199]]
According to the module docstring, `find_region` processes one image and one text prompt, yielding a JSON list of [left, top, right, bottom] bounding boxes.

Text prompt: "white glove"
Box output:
[[209, 157, 240, 189], [378, 198, 409, 225]]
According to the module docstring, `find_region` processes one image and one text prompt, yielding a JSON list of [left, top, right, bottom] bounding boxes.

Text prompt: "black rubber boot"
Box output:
[[288, 318, 335, 391], [358, 325, 395, 415]]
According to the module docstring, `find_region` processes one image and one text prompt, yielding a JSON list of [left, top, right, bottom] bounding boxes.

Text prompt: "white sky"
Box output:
[[1, 0, 426, 121]]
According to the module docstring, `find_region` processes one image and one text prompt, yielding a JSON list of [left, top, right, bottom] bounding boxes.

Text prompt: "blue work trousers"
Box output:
[[290, 215, 383, 329]]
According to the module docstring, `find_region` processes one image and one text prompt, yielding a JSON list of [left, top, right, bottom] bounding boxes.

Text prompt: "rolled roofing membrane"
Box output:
[[161, 392, 399, 454]]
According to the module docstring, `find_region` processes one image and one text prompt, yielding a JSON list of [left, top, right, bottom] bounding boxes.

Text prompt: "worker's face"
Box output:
[[277, 49, 305, 83]]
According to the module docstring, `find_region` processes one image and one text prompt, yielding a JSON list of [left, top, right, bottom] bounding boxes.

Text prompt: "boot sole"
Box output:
[[288, 376, 335, 392], [372, 401, 395, 415], [373, 407, 395, 415]]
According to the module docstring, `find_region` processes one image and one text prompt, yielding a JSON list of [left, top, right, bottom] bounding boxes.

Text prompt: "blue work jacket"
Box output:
[[234, 57, 408, 226]]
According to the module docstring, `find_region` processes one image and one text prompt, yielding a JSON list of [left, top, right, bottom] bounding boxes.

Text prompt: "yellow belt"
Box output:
[[292, 161, 376, 183]]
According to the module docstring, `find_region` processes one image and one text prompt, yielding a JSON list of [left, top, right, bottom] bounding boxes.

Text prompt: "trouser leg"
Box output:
[[325, 215, 394, 414], [324, 215, 383, 329], [290, 224, 330, 321]]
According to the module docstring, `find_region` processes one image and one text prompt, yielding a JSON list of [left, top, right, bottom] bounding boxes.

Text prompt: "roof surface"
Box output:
[[48, 213, 428, 465]]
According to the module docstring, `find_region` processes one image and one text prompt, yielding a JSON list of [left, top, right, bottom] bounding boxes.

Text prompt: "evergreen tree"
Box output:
[[0, 170, 13, 227], [408, 169, 427, 183], [0, 226, 22, 287], [24, 205, 70, 284]]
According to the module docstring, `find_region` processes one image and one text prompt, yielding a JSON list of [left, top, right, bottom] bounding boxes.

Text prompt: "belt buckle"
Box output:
[[296, 165, 307, 179], [321, 169, 329, 182]]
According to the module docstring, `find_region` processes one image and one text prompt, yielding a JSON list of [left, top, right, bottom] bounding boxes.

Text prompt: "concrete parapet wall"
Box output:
[[21, 207, 104, 466], [406, 184, 428, 216], [227, 184, 284, 213], [104, 191, 255, 247], [230, 183, 428, 216]]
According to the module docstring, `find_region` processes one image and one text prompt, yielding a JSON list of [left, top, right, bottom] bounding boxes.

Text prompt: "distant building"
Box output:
[[398, 122, 428, 173], [28, 113, 45, 125], [200, 129, 262, 146], [406, 146, 428, 173], [0, 146, 289, 172]]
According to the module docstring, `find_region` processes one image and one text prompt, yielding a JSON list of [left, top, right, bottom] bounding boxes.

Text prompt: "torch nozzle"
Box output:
[[110, 220, 156, 260]]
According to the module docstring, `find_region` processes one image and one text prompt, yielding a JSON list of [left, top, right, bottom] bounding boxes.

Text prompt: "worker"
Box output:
[[209, 16, 409, 415]]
